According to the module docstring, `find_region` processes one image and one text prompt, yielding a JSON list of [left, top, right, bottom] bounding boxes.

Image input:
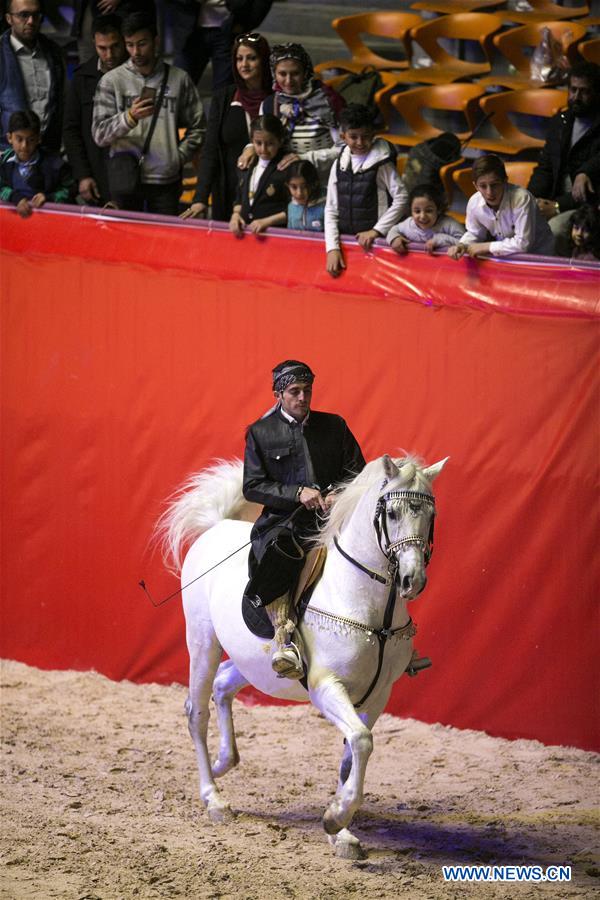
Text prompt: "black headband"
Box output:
[[272, 363, 315, 392]]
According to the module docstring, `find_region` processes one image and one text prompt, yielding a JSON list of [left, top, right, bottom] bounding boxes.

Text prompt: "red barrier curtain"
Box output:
[[1, 207, 598, 750]]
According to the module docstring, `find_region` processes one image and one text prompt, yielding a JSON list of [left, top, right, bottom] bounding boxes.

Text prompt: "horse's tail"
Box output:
[[155, 458, 259, 574]]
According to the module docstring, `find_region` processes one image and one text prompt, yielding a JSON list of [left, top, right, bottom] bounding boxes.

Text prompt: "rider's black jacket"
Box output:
[[243, 407, 365, 562]]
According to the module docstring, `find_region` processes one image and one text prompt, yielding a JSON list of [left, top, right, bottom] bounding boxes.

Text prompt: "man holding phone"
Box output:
[[92, 11, 205, 213]]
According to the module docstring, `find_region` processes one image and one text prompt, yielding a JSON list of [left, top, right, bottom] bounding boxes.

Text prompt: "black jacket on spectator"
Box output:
[[71, 0, 156, 37], [236, 151, 289, 224], [336, 142, 396, 235], [193, 84, 246, 220], [161, 0, 272, 31], [0, 147, 75, 204], [63, 55, 110, 202], [243, 408, 365, 561], [0, 30, 65, 153], [528, 110, 600, 212]]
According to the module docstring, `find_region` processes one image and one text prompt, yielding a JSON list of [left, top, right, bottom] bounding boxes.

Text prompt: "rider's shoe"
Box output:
[[272, 642, 304, 680]]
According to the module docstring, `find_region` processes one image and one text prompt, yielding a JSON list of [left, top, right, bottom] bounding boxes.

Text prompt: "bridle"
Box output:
[[332, 484, 436, 587], [311, 482, 437, 709], [373, 487, 436, 571]]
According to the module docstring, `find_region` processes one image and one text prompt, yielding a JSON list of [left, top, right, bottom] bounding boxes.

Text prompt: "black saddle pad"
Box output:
[[241, 577, 319, 641], [241, 594, 275, 639]]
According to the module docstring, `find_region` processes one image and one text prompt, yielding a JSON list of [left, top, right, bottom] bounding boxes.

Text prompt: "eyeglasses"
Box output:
[[9, 10, 42, 20], [235, 33, 261, 44]]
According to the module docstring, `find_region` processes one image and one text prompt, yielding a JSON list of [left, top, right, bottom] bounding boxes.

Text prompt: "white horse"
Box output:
[[158, 453, 447, 858]]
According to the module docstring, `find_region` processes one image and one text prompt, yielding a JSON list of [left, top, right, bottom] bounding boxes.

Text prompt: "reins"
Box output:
[[139, 500, 309, 607], [141, 484, 336, 607]]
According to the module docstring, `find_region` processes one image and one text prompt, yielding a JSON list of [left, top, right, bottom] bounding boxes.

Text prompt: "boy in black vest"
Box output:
[[324, 103, 408, 277], [0, 110, 74, 217]]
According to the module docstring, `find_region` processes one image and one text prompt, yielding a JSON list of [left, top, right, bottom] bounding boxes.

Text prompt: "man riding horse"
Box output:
[[243, 360, 365, 679]]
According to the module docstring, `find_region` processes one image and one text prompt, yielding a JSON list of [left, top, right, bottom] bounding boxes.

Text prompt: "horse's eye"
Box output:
[[388, 509, 396, 521]]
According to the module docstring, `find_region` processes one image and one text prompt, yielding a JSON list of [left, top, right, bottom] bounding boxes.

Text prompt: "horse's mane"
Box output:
[[314, 454, 433, 550]]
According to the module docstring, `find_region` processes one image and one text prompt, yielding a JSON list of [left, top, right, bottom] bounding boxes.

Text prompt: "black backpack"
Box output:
[[336, 66, 384, 108], [402, 132, 462, 194]]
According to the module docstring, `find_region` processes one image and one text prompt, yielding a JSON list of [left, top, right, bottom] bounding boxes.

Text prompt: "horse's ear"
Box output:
[[382, 454, 400, 479], [422, 457, 449, 483]]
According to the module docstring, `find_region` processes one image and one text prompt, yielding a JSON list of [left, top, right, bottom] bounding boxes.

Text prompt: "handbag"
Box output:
[[107, 64, 170, 197]]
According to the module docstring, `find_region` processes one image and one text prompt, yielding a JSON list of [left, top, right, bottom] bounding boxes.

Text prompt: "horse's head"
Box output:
[[316, 453, 448, 600], [375, 455, 448, 599]]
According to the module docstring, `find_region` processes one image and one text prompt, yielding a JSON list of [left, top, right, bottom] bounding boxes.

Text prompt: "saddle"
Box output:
[[242, 546, 327, 639]]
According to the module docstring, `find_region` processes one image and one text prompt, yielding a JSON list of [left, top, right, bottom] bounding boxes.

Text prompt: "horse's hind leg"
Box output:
[[185, 615, 234, 823], [211, 659, 248, 778]]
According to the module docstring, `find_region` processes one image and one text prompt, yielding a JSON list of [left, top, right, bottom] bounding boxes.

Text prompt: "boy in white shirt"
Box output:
[[448, 155, 554, 259], [325, 103, 408, 277]]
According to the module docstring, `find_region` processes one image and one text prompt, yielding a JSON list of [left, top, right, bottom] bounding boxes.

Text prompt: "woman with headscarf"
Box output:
[[262, 42, 343, 154], [236, 42, 344, 183], [181, 32, 272, 220]]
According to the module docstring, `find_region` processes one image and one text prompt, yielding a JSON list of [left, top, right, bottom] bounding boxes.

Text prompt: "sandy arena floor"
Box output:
[[1, 659, 598, 900]]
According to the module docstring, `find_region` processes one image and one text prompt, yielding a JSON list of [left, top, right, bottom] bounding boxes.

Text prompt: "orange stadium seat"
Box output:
[[411, 0, 506, 12], [501, 0, 589, 25], [314, 12, 423, 76], [386, 13, 505, 85], [480, 21, 589, 89], [578, 37, 600, 63], [380, 83, 487, 147], [467, 87, 566, 154]]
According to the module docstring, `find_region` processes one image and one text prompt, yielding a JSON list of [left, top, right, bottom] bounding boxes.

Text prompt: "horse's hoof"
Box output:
[[328, 831, 367, 860], [207, 803, 235, 824]]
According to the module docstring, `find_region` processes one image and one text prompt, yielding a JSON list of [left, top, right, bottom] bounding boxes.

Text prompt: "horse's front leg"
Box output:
[[211, 659, 248, 778], [309, 676, 373, 836]]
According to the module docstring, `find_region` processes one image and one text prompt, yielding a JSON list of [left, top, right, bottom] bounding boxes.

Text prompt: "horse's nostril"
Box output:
[[402, 574, 412, 592]]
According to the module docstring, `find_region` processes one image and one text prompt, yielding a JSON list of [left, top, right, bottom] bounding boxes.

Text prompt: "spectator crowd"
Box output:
[[1, 0, 599, 270]]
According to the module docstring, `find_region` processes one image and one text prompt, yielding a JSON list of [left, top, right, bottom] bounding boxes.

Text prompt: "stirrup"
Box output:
[[406, 655, 432, 677], [272, 641, 304, 680]]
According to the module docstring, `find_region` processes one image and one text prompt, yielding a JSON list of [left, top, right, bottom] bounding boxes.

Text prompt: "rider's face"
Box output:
[[276, 381, 312, 422]]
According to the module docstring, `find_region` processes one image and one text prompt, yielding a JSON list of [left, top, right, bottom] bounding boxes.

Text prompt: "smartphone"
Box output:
[[140, 86, 156, 104]]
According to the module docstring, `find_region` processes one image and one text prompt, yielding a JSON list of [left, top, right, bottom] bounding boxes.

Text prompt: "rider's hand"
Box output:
[[299, 486, 327, 512]]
